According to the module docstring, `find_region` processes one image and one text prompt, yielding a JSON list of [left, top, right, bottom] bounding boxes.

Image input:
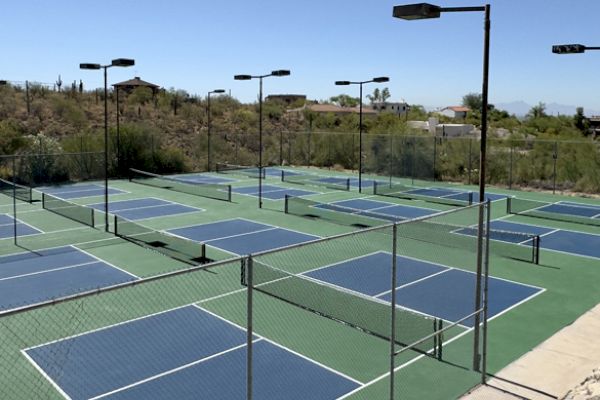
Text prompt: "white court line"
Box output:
[[0, 261, 99, 282], [89, 341, 259, 399], [20, 350, 73, 400], [74, 246, 140, 280]]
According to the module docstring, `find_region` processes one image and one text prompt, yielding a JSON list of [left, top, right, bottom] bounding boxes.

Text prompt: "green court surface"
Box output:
[[0, 167, 599, 399]]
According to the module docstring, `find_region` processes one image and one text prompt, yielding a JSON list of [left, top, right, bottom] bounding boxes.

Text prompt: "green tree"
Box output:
[[462, 93, 482, 111], [367, 88, 381, 104], [329, 94, 359, 108], [574, 107, 590, 135], [527, 102, 547, 119], [381, 87, 391, 102]]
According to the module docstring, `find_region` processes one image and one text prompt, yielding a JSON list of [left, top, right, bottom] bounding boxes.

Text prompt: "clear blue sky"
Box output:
[[2, 0, 599, 111]]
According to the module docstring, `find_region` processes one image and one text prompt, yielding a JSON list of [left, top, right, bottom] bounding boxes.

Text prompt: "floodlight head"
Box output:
[[111, 58, 135, 67], [552, 44, 586, 54], [373, 77, 390, 83], [80, 63, 101, 70], [335, 81, 351, 86], [0, 80, 7, 85], [235, 75, 252, 80], [393, 3, 441, 20], [212, 89, 226, 93], [271, 69, 290, 77]]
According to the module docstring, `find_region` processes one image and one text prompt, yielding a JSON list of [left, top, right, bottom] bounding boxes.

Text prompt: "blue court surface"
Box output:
[[486, 220, 600, 260], [169, 173, 236, 185], [25, 305, 359, 400], [316, 177, 385, 189], [532, 201, 600, 219], [232, 184, 317, 200], [305, 252, 542, 328], [0, 214, 42, 239], [88, 198, 202, 221], [168, 218, 319, 255], [319, 198, 437, 222], [38, 184, 127, 200], [406, 187, 506, 203], [0, 246, 137, 311], [264, 167, 302, 177]]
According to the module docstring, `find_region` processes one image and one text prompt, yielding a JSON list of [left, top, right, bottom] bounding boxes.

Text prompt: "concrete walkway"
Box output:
[[462, 303, 600, 400]]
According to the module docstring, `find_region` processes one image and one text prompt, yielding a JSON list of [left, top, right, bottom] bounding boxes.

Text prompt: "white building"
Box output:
[[438, 106, 471, 119], [372, 102, 409, 116]]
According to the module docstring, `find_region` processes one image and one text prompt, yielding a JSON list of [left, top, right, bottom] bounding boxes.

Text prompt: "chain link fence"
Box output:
[[0, 202, 490, 399]]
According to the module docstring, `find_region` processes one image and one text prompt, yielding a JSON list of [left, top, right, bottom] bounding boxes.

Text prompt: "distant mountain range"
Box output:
[[493, 101, 600, 117]]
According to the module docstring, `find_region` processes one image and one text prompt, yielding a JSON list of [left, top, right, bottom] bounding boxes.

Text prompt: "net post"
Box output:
[[114, 215, 119, 236], [246, 255, 254, 400], [200, 243, 206, 261], [481, 199, 492, 384], [468, 191, 473, 206], [227, 185, 232, 202], [437, 319, 443, 360], [284, 195, 289, 214], [281, 170, 284, 182], [506, 197, 512, 214], [345, 178, 350, 191], [91, 209, 95, 229], [373, 180, 378, 195], [534, 235, 540, 265], [389, 223, 398, 399]]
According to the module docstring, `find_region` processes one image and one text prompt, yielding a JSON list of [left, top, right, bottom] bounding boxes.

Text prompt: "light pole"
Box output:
[[80, 58, 135, 231], [393, 2, 491, 377], [207, 89, 225, 171], [234, 70, 291, 209], [335, 77, 389, 193]]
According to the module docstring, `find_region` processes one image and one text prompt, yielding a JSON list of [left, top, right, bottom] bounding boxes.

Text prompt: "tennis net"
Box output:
[[42, 193, 95, 227], [286, 196, 540, 264], [507, 197, 600, 227], [129, 168, 231, 202], [285, 195, 400, 228], [281, 171, 350, 191], [114, 215, 208, 266], [215, 163, 266, 179], [0, 178, 32, 203], [395, 215, 540, 264], [374, 182, 473, 206], [243, 259, 442, 355]]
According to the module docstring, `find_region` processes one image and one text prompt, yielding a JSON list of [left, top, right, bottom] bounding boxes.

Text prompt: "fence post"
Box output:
[[279, 130, 283, 166], [246, 256, 254, 400], [328, 134, 332, 169], [389, 133, 394, 187], [481, 200, 491, 384], [468, 139, 473, 185], [411, 137, 416, 186], [433, 136, 437, 182], [12, 156, 17, 245], [390, 223, 398, 399], [472, 201, 485, 372], [552, 141, 558, 194], [509, 144, 513, 190]]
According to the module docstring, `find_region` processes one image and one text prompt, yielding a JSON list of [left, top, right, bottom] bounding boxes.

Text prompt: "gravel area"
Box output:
[[562, 368, 600, 400]]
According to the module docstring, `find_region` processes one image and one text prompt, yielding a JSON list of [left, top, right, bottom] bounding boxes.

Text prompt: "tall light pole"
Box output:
[[393, 2, 491, 377], [80, 58, 135, 231], [234, 70, 291, 209], [207, 89, 225, 171], [335, 77, 389, 193]]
